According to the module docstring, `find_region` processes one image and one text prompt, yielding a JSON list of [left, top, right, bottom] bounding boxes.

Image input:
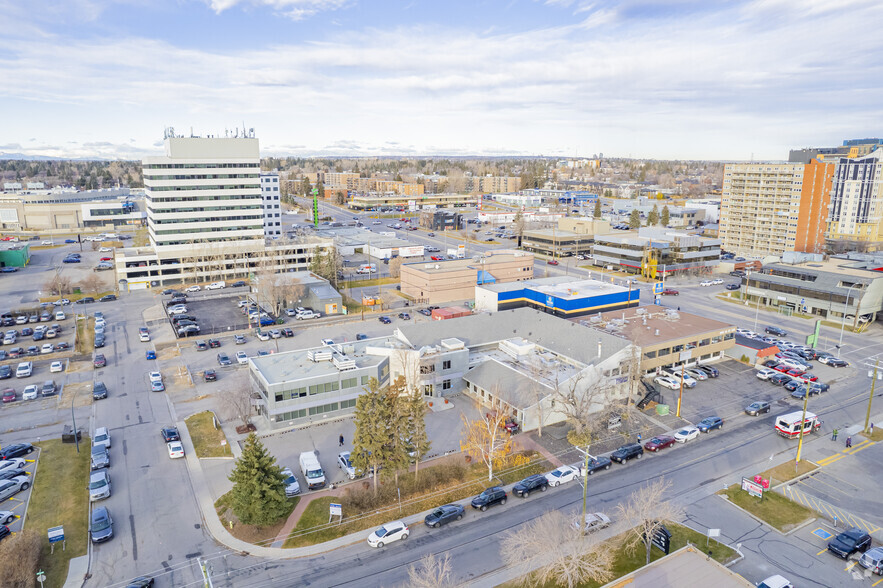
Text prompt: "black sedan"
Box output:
[[92, 381, 108, 400], [378, 316, 392, 324], [765, 326, 787, 337], [160, 427, 180, 442], [580, 456, 612, 475], [769, 373, 792, 386], [424, 504, 465, 528], [783, 379, 801, 392], [0, 443, 34, 460], [0, 467, 26, 482], [203, 369, 217, 382]]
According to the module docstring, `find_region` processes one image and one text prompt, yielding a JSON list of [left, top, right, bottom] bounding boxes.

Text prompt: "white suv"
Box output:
[[15, 362, 33, 378], [93, 426, 111, 449]]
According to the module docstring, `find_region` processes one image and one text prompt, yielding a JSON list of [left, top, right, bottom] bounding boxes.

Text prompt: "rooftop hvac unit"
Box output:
[[307, 350, 333, 362], [333, 354, 356, 371]]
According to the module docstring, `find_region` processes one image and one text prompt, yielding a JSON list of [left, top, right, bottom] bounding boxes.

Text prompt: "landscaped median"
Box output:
[[27, 438, 91, 588], [185, 411, 233, 458], [718, 460, 818, 533], [500, 522, 739, 588], [283, 452, 548, 548]]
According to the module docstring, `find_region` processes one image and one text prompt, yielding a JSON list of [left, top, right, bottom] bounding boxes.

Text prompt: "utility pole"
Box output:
[[574, 445, 592, 536], [865, 359, 878, 433], [794, 379, 811, 465], [676, 364, 685, 418]]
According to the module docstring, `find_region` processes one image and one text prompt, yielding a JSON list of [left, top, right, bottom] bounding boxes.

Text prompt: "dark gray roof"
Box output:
[[396, 307, 630, 366], [735, 335, 775, 351], [462, 359, 553, 410]]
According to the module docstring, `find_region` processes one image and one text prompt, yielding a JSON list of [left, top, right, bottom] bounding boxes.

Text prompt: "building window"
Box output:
[[442, 380, 452, 390], [657, 347, 670, 356], [361, 375, 370, 385], [700, 338, 711, 347], [420, 364, 435, 374], [643, 350, 657, 359], [340, 398, 356, 409], [442, 360, 451, 370], [342, 377, 357, 389], [277, 408, 307, 422], [308, 402, 340, 416], [423, 384, 434, 396]]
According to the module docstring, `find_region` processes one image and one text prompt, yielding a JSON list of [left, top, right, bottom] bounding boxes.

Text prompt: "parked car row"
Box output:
[[0, 446, 35, 541], [652, 363, 719, 391]]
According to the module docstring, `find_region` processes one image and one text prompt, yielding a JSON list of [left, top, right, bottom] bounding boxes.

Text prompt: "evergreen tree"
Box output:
[[383, 378, 412, 488], [593, 199, 602, 219], [661, 205, 670, 227], [628, 209, 641, 229], [352, 378, 390, 495], [647, 205, 659, 226], [301, 177, 312, 197], [227, 433, 288, 526], [404, 385, 431, 482]]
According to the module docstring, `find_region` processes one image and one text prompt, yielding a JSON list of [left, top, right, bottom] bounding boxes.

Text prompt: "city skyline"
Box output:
[[1, 0, 881, 161]]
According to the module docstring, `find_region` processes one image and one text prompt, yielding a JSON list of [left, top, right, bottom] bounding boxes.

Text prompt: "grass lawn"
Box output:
[[28, 439, 91, 588], [502, 522, 739, 588], [284, 453, 548, 548], [344, 277, 399, 288], [185, 411, 233, 458], [214, 491, 297, 545], [720, 484, 813, 532], [861, 427, 883, 442], [74, 316, 94, 354], [758, 459, 817, 485]]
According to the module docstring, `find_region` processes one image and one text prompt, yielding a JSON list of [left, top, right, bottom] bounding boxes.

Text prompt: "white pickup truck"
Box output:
[[295, 310, 321, 320]]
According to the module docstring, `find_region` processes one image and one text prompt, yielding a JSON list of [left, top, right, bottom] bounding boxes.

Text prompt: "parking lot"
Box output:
[[0, 446, 39, 535]]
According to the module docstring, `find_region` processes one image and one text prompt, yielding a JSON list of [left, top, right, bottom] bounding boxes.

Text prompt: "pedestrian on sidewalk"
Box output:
[[846, 436, 852, 448], [339, 434, 344, 447], [832, 428, 838, 441]]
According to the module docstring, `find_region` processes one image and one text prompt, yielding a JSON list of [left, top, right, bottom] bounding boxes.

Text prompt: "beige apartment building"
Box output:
[[591, 306, 736, 374], [472, 176, 521, 194], [400, 250, 534, 304], [720, 160, 832, 256], [320, 172, 360, 188]]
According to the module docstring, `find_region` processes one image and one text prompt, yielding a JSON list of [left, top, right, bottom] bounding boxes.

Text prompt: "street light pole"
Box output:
[[71, 388, 80, 454], [838, 285, 858, 349], [795, 376, 811, 465], [865, 359, 879, 434]]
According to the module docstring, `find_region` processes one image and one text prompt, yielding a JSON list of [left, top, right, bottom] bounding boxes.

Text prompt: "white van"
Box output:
[[206, 281, 226, 290], [299, 451, 326, 490], [774, 411, 821, 439], [357, 264, 377, 275]]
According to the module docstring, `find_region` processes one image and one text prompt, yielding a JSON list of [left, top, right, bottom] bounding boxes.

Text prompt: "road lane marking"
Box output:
[[848, 443, 874, 455]]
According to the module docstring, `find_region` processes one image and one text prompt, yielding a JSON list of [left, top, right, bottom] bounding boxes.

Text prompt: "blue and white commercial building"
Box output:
[[474, 276, 639, 317]]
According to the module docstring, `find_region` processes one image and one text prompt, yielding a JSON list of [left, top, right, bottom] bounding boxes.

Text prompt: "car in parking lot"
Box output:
[[397, 312, 411, 320], [15, 362, 32, 378], [151, 380, 165, 392], [160, 427, 180, 443], [699, 280, 713, 286], [819, 356, 848, 367], [378, 316, 392, 324], [512, 474, 549, 497], [756, 575, 793, 588], [0, 460, 25, 475], [203, 369, 217, 382], [185, 285, 201, 292], [745, 401, 771, 416], [545, 465, 579, 486], [827, 527, 872, 559], [280, 467, 301, 496], [282, 328, 294, 337], [0, 444, 34, 460], [0, 366, 10, 380], [653, 375, 680, 390], [684, 368, 708, 381], [859, 546, 883, 576], [208, 339, 221, 348], [90, 506, 114, 543], [764, 326, 787, 337], [756, 368, 777, 380], [337, 452, 359, 479], [50, 361, 64, 373], [167, 441, 185, 459], [1, 388, 14, 403], [217, 352, 232, 366], [579, 456, 612, 476], [424, 504, 465, 528], [643, 435, 676, 452], [725, 283, 740, 290], [697, 416, 723, 432], [22, 385, 37, 400], [93, 427, 111, 449], [674, 426, 700, 443], [367, 520, 409, 548], [770, 373, 793, 386], [0, 475, 30, 503], [471, 486, 507, 511], [93, 354, 106, 368], [89, 470, 112, 501], [269, 329, 281, 339], [783, 379, 801, 392], [256, 331, 270, 341], [236, 351, 248, 364]]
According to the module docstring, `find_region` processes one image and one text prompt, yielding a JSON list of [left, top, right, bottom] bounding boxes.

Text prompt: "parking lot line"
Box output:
[[817, 547, 829, 556], [872, 576, 883, 587], [845, 561, 857, 572], [798, 471, 861, 496]]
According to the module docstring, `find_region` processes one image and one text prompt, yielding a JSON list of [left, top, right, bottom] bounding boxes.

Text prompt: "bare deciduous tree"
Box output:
[[227, 385, 256, 426], [550, 363, 633, 449], [78, 273, 106, 295], [459, 411, 512, 482], [44, 273, 73, 295], [388, 256, 403, 278], [500, 510, 616, 588], [406, 553, 454, 588], [616, 477, 685, 565]]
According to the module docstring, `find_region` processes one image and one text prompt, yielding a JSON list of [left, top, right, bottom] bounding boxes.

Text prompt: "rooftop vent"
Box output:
[[307, 349, 333, 362], [333, 354, 356, 371]]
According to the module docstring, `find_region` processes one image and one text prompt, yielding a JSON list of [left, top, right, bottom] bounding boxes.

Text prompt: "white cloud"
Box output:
[[0, 1, 881, 159], [207, 0, 348, 19]]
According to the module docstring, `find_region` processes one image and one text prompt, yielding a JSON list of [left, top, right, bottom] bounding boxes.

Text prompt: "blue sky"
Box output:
[[0, 0, 881, 160]]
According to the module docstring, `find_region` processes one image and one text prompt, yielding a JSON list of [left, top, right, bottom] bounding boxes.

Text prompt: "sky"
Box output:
[[0, 0, 881, 161]]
